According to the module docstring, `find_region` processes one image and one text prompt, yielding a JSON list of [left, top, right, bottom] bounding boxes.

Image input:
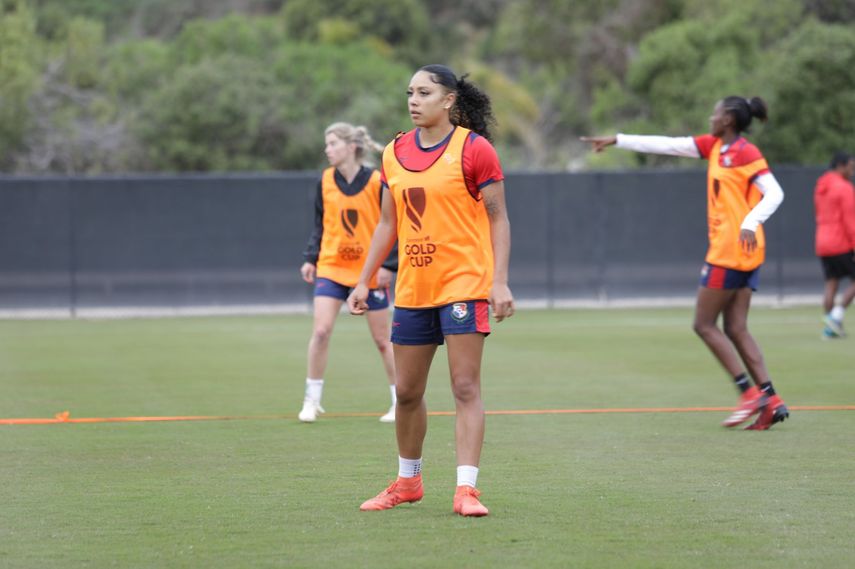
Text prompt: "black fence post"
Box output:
[[67, 180, 79, 318], [775, 205, 785, 306], [595, 172, 607, 304], [545, 175, 555, 308]]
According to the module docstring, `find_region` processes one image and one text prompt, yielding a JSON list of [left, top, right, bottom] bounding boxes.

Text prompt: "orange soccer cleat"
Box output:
[[453, 485, 489, 517], [721, 385, 764, 428], [359, 475, 424, 511], [745, 394, 790, 431]]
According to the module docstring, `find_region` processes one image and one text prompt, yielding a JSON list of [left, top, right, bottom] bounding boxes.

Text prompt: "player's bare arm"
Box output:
[[482, 182, 515, 322]]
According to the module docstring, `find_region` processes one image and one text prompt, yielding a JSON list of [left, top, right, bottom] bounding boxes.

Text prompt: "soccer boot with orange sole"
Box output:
[[745, 395, 789, 430], [453, 485, 489, 517], [721, 385, 764, 428], [360, 475, 423, 511]]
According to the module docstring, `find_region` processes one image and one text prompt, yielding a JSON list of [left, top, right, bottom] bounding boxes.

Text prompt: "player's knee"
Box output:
[[693, 320, 715, 338], [723, 324, 746, 341], [692, 320, 721, 340], [311, 326, 333, 345], [451, 378, 480, 404], [395, 386, 422, 408], [373, 336, 392, 353]]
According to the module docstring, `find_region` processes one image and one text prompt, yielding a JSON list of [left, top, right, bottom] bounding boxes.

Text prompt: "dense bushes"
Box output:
[[2, 0, 853, 173]]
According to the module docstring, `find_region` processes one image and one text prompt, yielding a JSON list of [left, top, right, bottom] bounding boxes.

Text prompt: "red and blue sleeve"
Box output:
[[463, 133, 504, 198]]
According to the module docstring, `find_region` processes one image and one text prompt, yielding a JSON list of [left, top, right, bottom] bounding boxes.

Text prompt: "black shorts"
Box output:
[[820, 251, 855, 280]]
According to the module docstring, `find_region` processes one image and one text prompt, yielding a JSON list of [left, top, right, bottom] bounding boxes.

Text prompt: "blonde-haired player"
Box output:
[[298, 122, 397, 423]]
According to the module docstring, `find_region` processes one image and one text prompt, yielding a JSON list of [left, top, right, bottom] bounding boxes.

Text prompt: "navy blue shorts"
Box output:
[[699, 263, 760, 291], [314, 277, 389, 311], [391, 300, 491, 345]]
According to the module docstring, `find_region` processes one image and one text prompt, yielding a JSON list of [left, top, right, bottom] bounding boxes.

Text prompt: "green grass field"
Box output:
[[1, 307, 853, 568]]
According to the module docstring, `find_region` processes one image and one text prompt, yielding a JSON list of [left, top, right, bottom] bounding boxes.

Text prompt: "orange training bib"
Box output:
[[705, 140, 767, 271], [382, 127, 493, 308], [315, 167, 381, 288]]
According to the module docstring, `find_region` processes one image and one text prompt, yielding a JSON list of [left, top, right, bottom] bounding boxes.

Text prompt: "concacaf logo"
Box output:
[[403, 187, 426, 232], [340, 209, 359, 238]]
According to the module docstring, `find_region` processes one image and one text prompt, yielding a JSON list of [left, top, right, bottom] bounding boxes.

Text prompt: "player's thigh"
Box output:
[[364, 308, 391, 342], [694, 286, 736, 327], [312, 296, 344, 332], [722, 287, 753, 332], [393, 344, 437, 401], [445, 333, 485, 386]]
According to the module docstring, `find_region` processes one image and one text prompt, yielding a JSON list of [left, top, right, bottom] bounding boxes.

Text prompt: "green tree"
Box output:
[[0, 0, 41, 169], [11, 0, 850, 173], [32, 0, 286, 39], [169, 13, 286, 67], [801, 0, 854, 23], [134, 33, 411, 172], [270, 41, 411, 167], [33, 0, 135, 38], [64, 16, 104, 88], [281, 0, 432, 64], [136, 54, 286, 171], [103, 38, 170, 102], [18, 12, 136, 174], [588, 0, 807, 168], [756, 20, 855, 164], [490, 0, 684, 168]]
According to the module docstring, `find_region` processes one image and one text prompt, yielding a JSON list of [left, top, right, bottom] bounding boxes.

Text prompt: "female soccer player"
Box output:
[[348, 64, 514, 516], [299, 122, 397, 423], [582, 96, 789, 430]]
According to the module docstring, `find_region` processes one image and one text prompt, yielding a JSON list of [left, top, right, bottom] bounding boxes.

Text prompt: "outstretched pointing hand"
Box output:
[[580, 135, 617, 153]]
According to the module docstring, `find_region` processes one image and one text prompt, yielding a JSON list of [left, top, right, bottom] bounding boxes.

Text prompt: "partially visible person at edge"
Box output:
[[582, 96, 789, 430], [814, 151, 855, 339], [347, 64, 514, 517], [299, 122, 398, 424]]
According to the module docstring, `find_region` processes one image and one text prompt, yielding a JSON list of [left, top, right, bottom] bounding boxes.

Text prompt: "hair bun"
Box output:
[[748, 97, 768, 122]]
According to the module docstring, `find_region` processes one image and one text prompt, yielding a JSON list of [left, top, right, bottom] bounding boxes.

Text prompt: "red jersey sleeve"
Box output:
[[693, 134, 717, 159], [462, 133, 504, 198], [731, 141, 770, 182]]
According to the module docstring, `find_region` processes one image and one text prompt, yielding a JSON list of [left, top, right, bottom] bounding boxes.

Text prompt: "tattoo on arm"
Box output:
[[483, 193, 501, 218]]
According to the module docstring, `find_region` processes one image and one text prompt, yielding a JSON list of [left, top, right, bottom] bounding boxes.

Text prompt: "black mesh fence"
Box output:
[[0, 167, 826, 315], [506, 166, 824, 305]]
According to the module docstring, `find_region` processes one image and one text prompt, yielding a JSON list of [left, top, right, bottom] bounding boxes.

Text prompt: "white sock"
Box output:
[[398, 456, 422, 478], [305, 378, 323, 402], [457, 465, 479, 488], [831, 305, 845, 322], [389, 384, 397, 406]]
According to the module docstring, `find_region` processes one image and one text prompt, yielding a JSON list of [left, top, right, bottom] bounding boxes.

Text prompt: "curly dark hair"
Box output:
[[419, 64, 496, 142]]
